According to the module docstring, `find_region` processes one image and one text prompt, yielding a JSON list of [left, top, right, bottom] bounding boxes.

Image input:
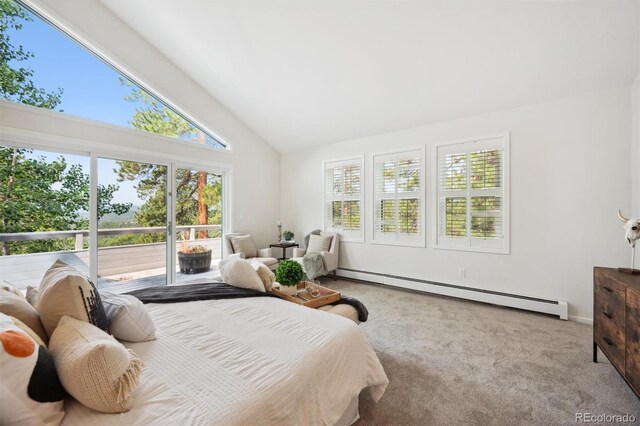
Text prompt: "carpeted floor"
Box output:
[[323, 279, 640, 425]]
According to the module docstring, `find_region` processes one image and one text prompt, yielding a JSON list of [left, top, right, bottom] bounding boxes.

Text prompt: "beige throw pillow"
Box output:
[[0, 289, 48, 344], [219, 257, 265, 292], [36, 260, 110, 338], [49, 316, 143, 414], [307, 234, 332, 254], [229, 235, 258, 258], [251, 260, 276, 291]]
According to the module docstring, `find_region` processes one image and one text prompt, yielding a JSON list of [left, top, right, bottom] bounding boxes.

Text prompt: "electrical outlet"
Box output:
[[458, 268, 466, 278]]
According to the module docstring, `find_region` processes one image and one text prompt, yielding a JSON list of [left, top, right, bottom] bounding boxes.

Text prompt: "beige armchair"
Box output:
[[292, 231, 340, 279], [223, 233, 278, 270]]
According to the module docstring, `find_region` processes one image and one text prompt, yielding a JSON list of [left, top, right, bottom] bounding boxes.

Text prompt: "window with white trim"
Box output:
[[324, 157, 363, 241], [372, 149, 424, 245], [435, 134, 509, 253]]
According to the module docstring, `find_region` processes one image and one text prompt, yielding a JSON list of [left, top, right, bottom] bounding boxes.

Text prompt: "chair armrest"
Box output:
[[293, 248, 306, 257], [257, 248, 273, 258], [321, 251, 338, 272], [227, 253, 245, 260]]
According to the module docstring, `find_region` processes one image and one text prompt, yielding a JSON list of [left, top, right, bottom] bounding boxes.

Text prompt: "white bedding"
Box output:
[[61, 297, 388, 425]]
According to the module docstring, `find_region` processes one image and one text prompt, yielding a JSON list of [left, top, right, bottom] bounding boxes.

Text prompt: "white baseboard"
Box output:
[[337, 268, 569, 321], [569, 315, 593, 325]]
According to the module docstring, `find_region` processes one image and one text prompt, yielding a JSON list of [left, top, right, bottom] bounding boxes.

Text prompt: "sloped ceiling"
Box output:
[[102, 0, 639, 153]]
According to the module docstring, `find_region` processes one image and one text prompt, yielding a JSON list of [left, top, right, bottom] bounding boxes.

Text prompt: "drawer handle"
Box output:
[[603, 286, 613, 292], [603, 311, 613, 319], [603, 336, 614, 346]]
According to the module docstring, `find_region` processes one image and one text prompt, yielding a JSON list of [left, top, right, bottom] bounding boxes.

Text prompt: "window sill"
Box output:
[[370, 239, 426, 248], [432, 244, 510, 255]]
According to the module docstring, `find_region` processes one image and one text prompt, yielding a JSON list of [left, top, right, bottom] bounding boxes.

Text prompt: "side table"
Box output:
[[269, 242, 299, 261]]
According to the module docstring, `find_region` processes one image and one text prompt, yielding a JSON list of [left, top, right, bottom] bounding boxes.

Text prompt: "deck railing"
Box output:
[[0, 225, 223, 288], [0, 224, 221, 250]]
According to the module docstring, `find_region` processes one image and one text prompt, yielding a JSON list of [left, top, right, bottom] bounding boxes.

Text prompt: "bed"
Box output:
[[61, 295, 388, 425]]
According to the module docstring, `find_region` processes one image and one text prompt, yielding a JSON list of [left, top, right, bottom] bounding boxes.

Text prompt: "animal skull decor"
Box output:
[[618, 210, 640, 248]]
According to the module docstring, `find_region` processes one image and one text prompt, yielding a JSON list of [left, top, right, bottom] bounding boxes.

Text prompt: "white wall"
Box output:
[[632, 4, 640, 216], [281, 88, 631, 322], [632, 73, 640, 214], [13, 0, 281, 249]]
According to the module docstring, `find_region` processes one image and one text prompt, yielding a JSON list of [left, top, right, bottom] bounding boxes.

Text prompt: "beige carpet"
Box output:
[[322, 279, 640, 425]]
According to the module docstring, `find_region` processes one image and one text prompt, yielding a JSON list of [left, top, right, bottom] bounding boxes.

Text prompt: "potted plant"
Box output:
[[275, 259, 303, 296], [178, 240, 212, 274], [283, 230, 294, 242]]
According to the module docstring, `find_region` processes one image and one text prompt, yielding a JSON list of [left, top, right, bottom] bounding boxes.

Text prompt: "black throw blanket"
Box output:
[[126, 282, 368, 322], [335, 296, 369, 322], [127, 282, 274, 303]]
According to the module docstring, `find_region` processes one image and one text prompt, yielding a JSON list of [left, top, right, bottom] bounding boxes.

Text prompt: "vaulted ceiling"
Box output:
[[102, 0, 639, 153]]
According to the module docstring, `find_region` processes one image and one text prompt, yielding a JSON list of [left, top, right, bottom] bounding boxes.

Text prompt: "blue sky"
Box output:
[[8, 10, 138, 126], [7, 8, 151, 206]]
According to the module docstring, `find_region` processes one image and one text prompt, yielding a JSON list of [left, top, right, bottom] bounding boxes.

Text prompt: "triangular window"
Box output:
[[1, 1, 227, 149]]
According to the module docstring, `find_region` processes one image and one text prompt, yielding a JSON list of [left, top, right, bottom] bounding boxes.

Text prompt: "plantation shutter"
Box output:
[[373, 149, 424, 245], [436, 136, 507, 252], [323, 157, 363, 241]]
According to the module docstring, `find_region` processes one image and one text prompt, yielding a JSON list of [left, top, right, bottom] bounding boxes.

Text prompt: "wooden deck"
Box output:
[[97, 266, 223, 294], [0, 238, 222, 291]]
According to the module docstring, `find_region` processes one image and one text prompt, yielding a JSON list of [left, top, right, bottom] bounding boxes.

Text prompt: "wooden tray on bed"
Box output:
[[271, 282, 341, 308]]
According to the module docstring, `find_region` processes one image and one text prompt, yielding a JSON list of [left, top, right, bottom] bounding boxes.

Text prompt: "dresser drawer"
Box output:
[[595, 298, 626, 339], [595, 328, 626, 373], [626, 289, 640, 394], [595, 272, 626, 304], [594, 275, 626, 335], [594, 273, 627, 372]]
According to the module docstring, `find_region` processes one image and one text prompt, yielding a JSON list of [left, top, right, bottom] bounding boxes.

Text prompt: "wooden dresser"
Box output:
[[593, 267, 640, 398]]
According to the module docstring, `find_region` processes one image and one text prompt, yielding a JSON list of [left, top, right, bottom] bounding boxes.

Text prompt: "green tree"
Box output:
[[0, 0, 62, 108], [0, 1, 130, 255], [0, 149, 131, 254], [116, 81, 222, 241]]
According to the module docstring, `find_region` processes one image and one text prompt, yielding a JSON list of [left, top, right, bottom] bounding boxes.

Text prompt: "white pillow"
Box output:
[[0, 313, 65, 426], [100, 292, 156, 343], [219, 257, 265, 292], [307, 234, 332, 254]]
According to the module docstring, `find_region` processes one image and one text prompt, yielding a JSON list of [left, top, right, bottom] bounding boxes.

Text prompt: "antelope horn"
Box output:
[[618, 210, 629, 223]]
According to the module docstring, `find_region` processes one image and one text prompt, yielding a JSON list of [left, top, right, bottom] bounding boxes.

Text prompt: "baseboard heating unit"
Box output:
[[337, 268, 568, 320]]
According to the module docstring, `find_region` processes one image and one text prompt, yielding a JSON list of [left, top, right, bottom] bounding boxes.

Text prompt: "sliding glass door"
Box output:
[[0, 142, 227, 290], [173, 166, 224, 284], [96, 161, 226, 287], [97, 157, 169, 288]]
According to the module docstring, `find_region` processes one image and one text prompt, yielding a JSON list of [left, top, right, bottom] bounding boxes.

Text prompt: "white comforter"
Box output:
[[62, 297, 388, 425]]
